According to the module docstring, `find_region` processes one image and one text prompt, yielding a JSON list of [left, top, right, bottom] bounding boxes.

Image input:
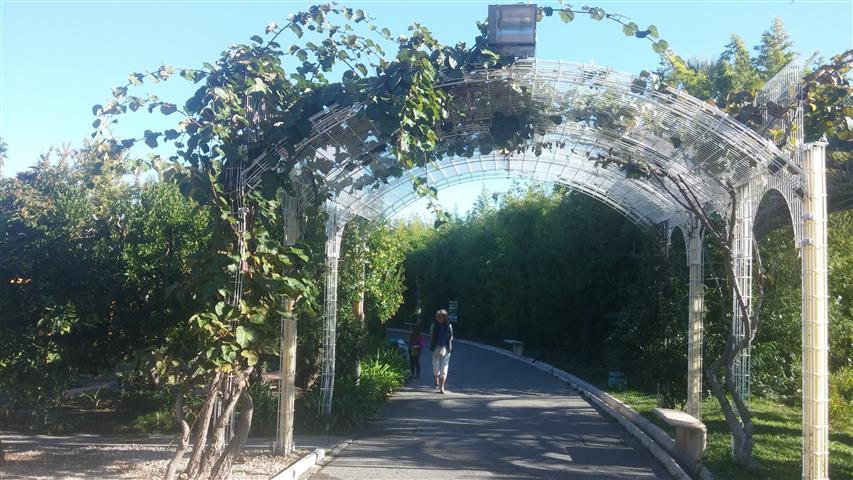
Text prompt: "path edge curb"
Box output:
[[296, 431, 360, 478], [270, 448, 325, 480], [452, 336, 700, 480]]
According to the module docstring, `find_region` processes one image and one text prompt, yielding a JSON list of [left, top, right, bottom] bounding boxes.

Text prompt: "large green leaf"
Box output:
[[235, 325, 258, 349]]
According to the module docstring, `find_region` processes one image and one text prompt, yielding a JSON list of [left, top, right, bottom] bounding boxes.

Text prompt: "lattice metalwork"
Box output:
[[331, 152, 687, 228], [242, 60, 795, 231], [228, 56, 831, 480], [801, 142, 830, 480], [730, 60, 805, 406], [245, 60, 803, 421], [686, 218, 704, 419], [319, 206, 344, 416], [757, 59, 804, 167], [215, 95, 255, 444], [275, 183, 304, 454], [732, 180, 756, 406]]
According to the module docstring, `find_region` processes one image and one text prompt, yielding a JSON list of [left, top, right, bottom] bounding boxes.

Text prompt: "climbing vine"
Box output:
[[89, 3, 696, 478]]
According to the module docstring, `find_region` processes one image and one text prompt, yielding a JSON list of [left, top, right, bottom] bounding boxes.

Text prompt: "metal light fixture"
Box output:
[[487, 4, 537, 58]]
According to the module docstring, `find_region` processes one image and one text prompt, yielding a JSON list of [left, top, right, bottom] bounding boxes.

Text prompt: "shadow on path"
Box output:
[[312, 342, 669, 479]]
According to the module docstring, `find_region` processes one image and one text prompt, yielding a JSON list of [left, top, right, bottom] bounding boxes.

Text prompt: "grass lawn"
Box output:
[[606, 389, 853, 479]]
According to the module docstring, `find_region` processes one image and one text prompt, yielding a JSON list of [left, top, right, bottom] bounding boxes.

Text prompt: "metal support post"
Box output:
[[801, 141, 830, 480], [275, 189, 301, 454], [686, 219, 704, 419], [319, 207, 343, 417], [277, 299, 297, 453], [732, 182, 755, 406]]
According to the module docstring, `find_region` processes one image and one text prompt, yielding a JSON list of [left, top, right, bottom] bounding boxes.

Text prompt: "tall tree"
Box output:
[[754, 17, 795, 80], [717, 34, 762, 103]]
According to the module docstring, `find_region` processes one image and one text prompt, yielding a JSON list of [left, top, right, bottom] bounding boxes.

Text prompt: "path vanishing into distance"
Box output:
[[311, 341, 669, 480]]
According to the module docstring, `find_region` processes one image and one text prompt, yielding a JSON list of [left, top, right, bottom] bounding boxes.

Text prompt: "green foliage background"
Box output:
[[390, 184, 853, 417]]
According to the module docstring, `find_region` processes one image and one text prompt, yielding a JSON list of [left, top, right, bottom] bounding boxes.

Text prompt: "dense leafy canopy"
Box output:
[[0, 146, 209, 414]]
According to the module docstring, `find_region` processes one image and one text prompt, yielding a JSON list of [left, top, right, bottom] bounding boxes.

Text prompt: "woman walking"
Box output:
[[430, 309, 453, 394]]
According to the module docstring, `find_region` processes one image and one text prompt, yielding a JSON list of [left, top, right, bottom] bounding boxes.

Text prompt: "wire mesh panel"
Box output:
[[275, 185, 304, 453], [215, 95, 255, 443], [755, 59, 806, 246], [686, 219, 704, 419], [732, 180, 756, 406], [240, 60, 798, 229], [231, 59, 821, 471], [334, 152, 680, 227], [319, 206, 344, 416], [729, 60, 805, 409], [757, 59, 804, 167]]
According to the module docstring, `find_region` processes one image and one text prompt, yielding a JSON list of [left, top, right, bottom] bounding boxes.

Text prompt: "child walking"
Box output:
[[408, 325, 425, 378]]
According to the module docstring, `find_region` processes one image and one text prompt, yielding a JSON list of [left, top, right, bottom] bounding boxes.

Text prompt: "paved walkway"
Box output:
[[312, 341, 669, 480]]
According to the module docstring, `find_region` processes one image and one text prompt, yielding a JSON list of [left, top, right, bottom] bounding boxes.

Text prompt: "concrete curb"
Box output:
[[270, 448, 325, 480], [296, 423, 365, 478], [452, 337, 696, 480]]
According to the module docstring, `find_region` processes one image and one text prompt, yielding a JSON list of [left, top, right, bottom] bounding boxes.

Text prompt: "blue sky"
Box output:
[[1, 0, 851, 214]]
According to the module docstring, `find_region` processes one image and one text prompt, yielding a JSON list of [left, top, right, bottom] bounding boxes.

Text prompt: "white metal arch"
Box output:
[[261, 59, 831, 480], [246, 59, 797, 219], [330, 152, 690, 228]]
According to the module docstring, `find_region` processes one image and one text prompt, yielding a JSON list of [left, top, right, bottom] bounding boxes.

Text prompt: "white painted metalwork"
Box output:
[[801, 142, 830, 480], [319, 205, 344, 416], [275, 185, 303, 454], [686, 218, 704, 420], [729, 59, 805, 408], [234, 59, 831, 479], [731, 179, 755, 406], [330, 152, 684, 228], [242, 60, 794, 227]]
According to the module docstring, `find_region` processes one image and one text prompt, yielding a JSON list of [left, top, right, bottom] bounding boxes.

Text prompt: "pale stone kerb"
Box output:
[[270, 448, 326, 480]]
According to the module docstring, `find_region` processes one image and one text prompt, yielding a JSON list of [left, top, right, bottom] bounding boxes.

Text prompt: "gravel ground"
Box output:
[[0, 444, 308, 479]]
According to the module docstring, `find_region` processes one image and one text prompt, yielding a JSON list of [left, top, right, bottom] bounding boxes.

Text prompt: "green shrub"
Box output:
[[830, 366, 853, 431], [131, 408, 174, 433], [116, 366, 173, 411], [247, 379, 279, 436], [295, 345, 407, 432], [360, 347, 407, 400]]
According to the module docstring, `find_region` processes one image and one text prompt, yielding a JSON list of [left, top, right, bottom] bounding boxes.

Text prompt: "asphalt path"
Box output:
[[311, 341, 669, 479]]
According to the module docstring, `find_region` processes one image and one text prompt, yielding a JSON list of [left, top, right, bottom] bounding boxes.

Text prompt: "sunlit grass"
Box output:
[[607, 390, 853, 479]]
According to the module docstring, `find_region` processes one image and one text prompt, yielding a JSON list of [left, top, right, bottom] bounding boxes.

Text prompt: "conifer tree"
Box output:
[[717, 34, 762, 101], [754, 17, 795, 79]]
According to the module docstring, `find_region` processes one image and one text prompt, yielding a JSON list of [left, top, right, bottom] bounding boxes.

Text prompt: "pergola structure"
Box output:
[[241, 59, 828, 479]]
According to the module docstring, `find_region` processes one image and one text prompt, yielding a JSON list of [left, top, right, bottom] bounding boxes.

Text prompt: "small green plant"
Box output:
[[79, 389, 103, 410], [295, 345, 407, 432], [131, 408, 175, 434], [830, 366, 853, 431], [247, 378, 279, 436]]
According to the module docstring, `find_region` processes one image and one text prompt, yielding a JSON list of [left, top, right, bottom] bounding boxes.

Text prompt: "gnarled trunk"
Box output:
[[209, 389, 254, 480], [164, 386, 191, 480], [173, 368, 254, 480], [705, 334, 757, 468]]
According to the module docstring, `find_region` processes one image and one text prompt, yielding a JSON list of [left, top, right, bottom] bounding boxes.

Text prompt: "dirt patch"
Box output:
[[0, 444, 308, 479]]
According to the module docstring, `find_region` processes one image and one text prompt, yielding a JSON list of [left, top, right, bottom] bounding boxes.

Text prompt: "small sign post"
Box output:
[[448, 300, 459, 323]]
